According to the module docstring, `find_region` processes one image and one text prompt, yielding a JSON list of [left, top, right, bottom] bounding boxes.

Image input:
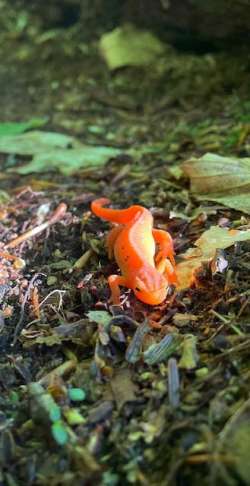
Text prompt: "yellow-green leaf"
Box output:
[[99, 24, 165, 70]]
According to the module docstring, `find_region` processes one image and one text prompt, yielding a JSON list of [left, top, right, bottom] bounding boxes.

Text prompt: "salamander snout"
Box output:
[[133, 271, 169, 305]]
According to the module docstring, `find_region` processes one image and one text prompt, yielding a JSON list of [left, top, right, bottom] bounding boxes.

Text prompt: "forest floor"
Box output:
[[0, 5, 250, 486]]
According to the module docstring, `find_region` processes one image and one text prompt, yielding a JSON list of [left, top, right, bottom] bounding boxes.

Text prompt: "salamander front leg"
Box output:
[[156, 258, 177, 285], [108, 275, 129, 305]]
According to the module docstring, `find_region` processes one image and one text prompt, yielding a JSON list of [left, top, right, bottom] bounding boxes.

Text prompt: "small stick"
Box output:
[[31, 287, 40, 320], [0, 251, 18, 261], [5, 202, 67, 249]]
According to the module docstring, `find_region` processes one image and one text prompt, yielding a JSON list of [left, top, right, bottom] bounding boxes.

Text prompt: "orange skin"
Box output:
[[91, 198, 177, 306]]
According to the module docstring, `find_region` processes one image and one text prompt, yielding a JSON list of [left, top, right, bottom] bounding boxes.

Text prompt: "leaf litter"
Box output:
[[0, 9, 250, 486]]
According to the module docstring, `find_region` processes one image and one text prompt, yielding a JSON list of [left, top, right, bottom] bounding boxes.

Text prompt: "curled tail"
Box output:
[[91, 198, 147, 224]]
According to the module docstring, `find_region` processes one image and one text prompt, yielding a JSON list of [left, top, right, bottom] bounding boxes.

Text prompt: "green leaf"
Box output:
[[68, 388, 86, 402], [86, 311, 111, 328], [99, 24, 165, 70], [102, 471, 119, 486], [0, 118, 47, 137], [0, 190, 10, 203], [24, 146, 120, 175], [0, 130, 76, 154], [31, 334, 63, 347], [182, 152, 250, 214], [0, 130, 121, 175], [51, 420, 68, 446]]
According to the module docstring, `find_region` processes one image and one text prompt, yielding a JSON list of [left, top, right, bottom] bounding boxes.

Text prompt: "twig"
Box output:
[[237, 297, 249, 318], [209, 309, 229, 324], [210, 309, 244, 336], [5, 202, 67, 249], [0, 250, 18, 261], [31, 287, 40, 320], [211, 339, 250, 362]]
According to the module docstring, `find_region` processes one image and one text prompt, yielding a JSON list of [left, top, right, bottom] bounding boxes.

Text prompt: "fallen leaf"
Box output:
[[143, 334, 180, 365], [0, 118, 47, 137], [0, 130, 77, 154], [125, 319, 150, 364], [99, 24, 165, 70], [18, 146, 121, 175], [87, 310, 112, 346], [173, 313, 198, 327], [179, 334, 199, 370], [182, 153, 250, 214], [176, 225, 250, 289], [0, 130, 121, 175], [86, 311, 111, 328], [0, 190, 10, 203], [216, 399, 250, 484], [110, 368, 137, 409]]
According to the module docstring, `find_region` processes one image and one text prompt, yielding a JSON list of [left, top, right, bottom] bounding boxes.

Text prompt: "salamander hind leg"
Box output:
[[108, 275, 129, 305], [153, 228, 176, 268]]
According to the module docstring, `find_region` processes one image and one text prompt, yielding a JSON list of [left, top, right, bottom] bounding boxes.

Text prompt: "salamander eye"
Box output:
[[135, 287, 141, 292]]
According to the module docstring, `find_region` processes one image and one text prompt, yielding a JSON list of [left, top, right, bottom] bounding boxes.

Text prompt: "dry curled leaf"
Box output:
[[176, 225, 250, 289], [182, 153, 250, 214]]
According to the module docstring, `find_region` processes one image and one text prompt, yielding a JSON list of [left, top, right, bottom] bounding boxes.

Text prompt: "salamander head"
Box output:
[[133, 268, 168, 305]]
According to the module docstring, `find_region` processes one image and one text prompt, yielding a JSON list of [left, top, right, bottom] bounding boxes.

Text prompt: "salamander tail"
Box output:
[[91, 198, 145, 224]]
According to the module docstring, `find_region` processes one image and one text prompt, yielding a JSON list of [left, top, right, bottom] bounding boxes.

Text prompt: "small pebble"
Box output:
[[68, 388, 86, 402]]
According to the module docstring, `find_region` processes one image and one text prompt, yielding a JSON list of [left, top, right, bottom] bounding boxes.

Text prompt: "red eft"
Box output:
[[91, 198, 177, 306]]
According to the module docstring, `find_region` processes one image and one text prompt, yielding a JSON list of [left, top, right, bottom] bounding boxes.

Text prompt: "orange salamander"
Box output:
[[91, 198, 177, 306]]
